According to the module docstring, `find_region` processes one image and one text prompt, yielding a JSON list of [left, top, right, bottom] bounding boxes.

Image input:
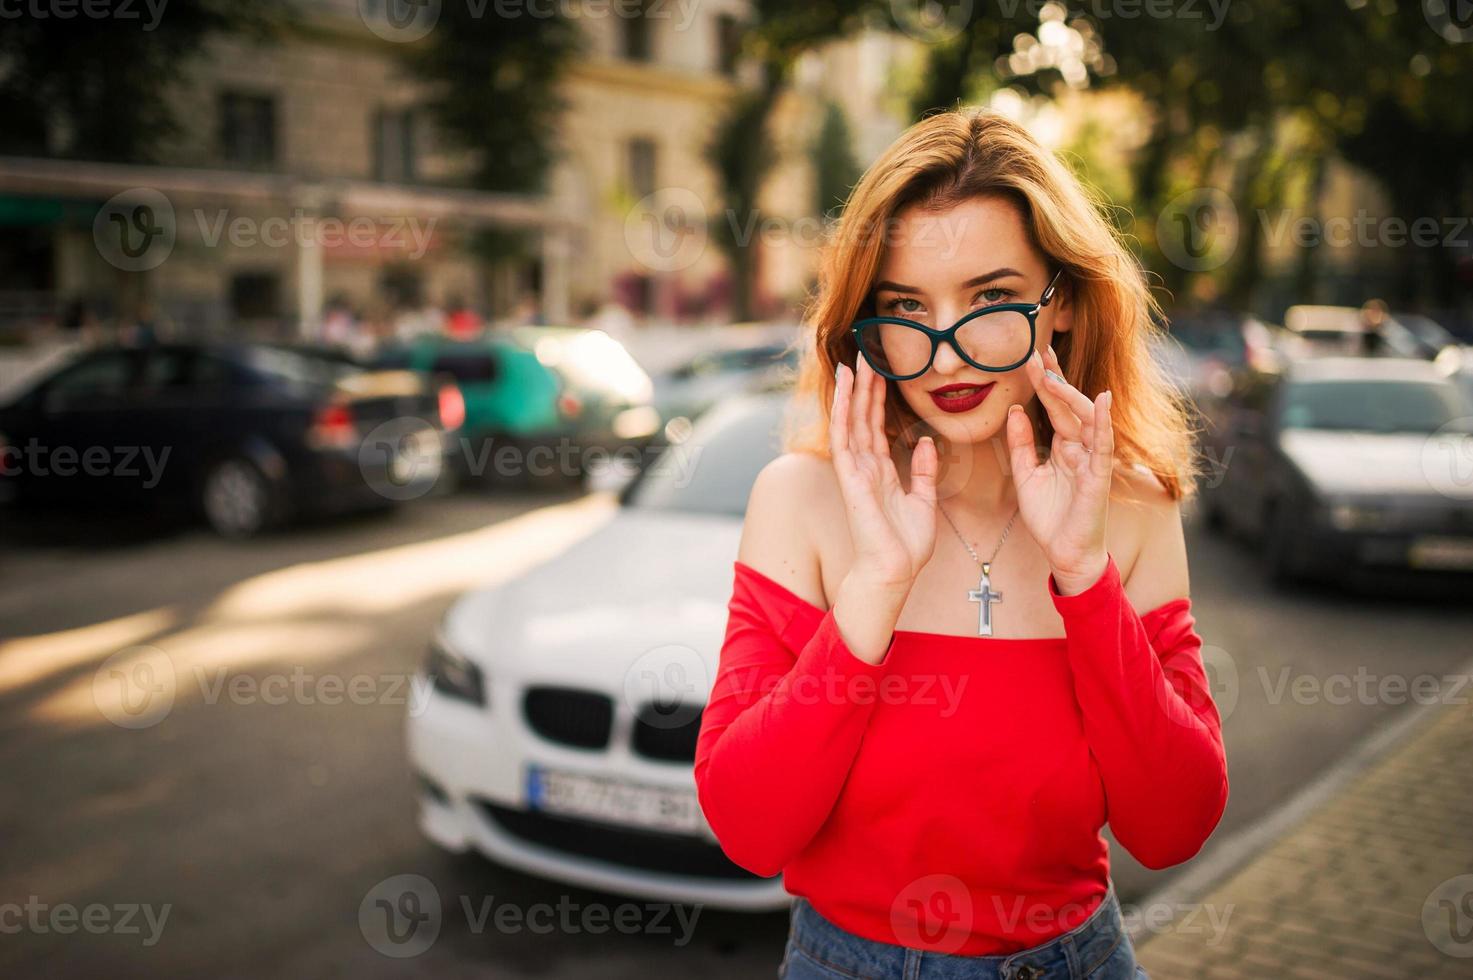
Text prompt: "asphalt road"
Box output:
[[2, 491, 1471, 979]]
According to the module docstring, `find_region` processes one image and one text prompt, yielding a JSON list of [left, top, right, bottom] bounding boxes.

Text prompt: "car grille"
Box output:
[[521, 686, 705, 763], [631, 703, 704, 762], [523, 687, 614, 750], [474, 799, 759, 881]]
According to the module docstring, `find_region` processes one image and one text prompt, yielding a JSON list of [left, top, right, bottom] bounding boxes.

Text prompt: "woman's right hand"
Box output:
[[830, 358, 939, 598]]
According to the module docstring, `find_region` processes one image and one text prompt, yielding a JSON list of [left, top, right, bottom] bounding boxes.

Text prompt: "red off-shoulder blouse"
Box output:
[[693, 555, 1228, 956]]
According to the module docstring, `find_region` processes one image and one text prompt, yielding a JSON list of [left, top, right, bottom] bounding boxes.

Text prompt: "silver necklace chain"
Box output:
[[937, 503, 1018, 571]]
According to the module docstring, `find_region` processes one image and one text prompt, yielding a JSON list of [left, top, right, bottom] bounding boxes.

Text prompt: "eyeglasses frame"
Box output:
[[850, 267, 1065, 381]]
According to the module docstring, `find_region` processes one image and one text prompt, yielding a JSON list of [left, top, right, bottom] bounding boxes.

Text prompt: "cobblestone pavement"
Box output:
[[1137, 691, 1473, 979]]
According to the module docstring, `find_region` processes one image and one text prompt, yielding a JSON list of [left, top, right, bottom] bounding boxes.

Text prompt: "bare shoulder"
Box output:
[[1108, 462, 1190, 612], [1110, 462, 1177, 517], [738, 452, 842, 607]]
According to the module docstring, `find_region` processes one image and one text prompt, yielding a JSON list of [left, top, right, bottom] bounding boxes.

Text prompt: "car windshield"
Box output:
[[372, 348, 414, 370], [1392, 314, 1451, 344], [524, 328, 650, 401], [625, 396, 789, 517], [242, 346, 360, 386], [1279, 378, 1467, 434], [1168, 312, 1247, 357]]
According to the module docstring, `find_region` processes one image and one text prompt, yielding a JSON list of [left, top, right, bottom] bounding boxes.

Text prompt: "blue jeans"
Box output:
[[779, 885, 1149, 980]]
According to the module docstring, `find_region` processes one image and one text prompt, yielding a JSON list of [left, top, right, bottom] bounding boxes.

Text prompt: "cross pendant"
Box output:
[[968, 562, 1003, 637]]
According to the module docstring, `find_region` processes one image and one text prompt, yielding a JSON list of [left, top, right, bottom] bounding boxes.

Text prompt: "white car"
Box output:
[[407, 393, 792, 910]]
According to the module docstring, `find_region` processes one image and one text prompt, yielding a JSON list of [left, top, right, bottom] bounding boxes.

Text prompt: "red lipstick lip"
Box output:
[[928, 382, 995, 413]]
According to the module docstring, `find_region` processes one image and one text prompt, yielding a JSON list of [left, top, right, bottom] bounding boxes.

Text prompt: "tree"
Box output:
[[706, 82, 781, 322], [704, 0, 871, 319], [408, 7, 580, 195], [813, 101, 863, 218], [0, 0, 289, 162], [405, 4, 582, 266], [907, 1, 1473, 313]]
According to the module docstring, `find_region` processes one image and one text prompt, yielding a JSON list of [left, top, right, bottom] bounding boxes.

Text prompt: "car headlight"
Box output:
[[1328, 501, 1393, 532], [425, 629, 486, 706]]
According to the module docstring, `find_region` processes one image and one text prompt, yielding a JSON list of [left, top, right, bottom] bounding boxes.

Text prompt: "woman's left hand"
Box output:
[[1005, 346, 1113, 595]]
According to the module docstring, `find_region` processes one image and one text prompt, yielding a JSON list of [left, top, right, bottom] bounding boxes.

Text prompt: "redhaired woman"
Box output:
[[695, 110, 1228, 979]]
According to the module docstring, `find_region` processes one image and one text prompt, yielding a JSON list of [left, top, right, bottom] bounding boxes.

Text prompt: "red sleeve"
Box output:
[[694, 565, 893, 877], [1050, 555, 1229, 870]]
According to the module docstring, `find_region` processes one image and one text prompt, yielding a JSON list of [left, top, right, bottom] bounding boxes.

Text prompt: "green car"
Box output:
[[373, 328, 659, 483]]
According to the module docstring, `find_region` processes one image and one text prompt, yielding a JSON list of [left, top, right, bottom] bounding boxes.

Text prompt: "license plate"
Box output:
[[390, 430, 442, 483], [527, 767, 703, 835], [1409, 536, 1473, 570]]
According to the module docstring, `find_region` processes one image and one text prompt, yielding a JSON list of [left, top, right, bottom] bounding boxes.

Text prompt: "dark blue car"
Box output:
[[0, 342, 459, 537]]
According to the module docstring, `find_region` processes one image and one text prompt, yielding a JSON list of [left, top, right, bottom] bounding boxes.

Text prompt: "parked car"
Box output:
[[1200, 356, 1473, 583], [407, 392, 792, 910], [1453, 347, 1473, 407], [1387, 312, 1460, 360], [651, 342, 796, 430], [374, 328, 659, 483], [1155, 309, 1282, 404], [0, 342, 458, 537], [1281, 304, 1423, 359]]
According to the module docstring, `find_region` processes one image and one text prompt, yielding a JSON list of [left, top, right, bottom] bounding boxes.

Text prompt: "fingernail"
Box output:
[[835, 361, 842, 381], [1104, 390, 1113, 408], [1047, 344, 1056, 360], [1044, 369, 1065, 385]]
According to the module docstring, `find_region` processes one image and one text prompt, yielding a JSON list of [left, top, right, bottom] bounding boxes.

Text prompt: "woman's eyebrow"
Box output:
[[873, 267, 1025, 295], [960, 267, 1025, 289]]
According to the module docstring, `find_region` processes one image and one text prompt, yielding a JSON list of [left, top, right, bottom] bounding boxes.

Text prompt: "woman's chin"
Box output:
[[911, 407, 1005, 447]]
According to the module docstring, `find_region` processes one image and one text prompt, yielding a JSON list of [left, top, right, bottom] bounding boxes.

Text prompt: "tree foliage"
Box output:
[[704, 0, 872, 318], [0, 0, 289, 162], [406, 4, 581, 196], [813, 101, 863, 218], [908, 1, 1473, 310]]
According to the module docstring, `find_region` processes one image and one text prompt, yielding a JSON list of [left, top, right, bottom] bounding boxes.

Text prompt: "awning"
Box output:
[[0, 156, 571, 230]]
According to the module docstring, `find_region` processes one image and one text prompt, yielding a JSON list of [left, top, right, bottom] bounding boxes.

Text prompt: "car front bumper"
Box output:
[[406, 680, 790, 912], [1290, 523, 1473, 579]]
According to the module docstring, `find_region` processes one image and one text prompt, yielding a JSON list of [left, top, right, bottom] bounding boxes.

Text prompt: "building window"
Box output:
[[230, 272, 281, 321], [374, 108, 418, 183], [380, 266, 424, 309], [220, 92, 277, 168], [621, 5, 652, 62], [715, 14, 741, 77], [627, 138, 657, 200]]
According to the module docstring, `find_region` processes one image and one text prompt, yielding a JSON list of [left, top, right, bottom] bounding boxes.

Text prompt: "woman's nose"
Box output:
[[931, 331, 967, 374]]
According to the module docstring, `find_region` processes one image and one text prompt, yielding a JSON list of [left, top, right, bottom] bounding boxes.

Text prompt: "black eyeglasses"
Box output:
[[851, 267, 1065, 381]]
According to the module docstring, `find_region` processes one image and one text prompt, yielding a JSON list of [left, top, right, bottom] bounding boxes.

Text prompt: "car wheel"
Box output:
[[1263, 500, 1305, 585], [201, 458, 273, 539]]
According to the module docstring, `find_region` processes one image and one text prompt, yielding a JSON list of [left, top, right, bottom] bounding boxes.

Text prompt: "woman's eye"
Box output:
[[885, 297, 925, 315], [974, 287, 1012, 306]]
